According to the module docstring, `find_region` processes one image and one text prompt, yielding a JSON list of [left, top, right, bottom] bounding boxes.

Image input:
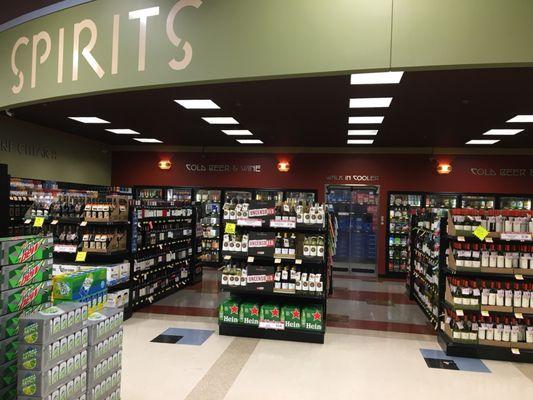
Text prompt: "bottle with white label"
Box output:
[[488, 281, 497, 306], [461, 280, 471, 306], [478, 316, 487, 340], [502, 317, 511, 342], [494, 316, 503, 341], [470, 280, 480, 306], [526, 318, 533, 344], [522, 283, 531, 309], [471, 244, 481, 268], [510, 318, 520, 343], [504, 281, 513, 308], [481, 244, 490, 267], [496, 281, 505, 306], [485, 317, 495, 341], [481, 280, 489, 305], [504, 245, 513, 269], [513, 282, 522, 308], [489, 244, 498, 268], [496, 245, 505, 269]]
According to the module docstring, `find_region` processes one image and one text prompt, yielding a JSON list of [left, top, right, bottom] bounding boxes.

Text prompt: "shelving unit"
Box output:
[[409, 208, 533, 362], [218, 195, 332, 344], [130, 187, 195, 311]]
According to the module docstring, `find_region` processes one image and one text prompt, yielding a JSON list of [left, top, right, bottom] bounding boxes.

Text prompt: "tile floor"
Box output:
[[120, 269, 533, 400]]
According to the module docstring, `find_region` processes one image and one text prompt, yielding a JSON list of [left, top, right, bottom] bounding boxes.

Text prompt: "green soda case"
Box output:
[[301, 306, 324, 331], [0, 360, 17, 390], [0, 235, 53, 266], [218, 299, 240, 324], [239, 302, 260, 326], [0, 280, 52, 316], [0, 302, 53, 341], [281, 306, 302, 330], [259, 303, 281, 322], [0, 258, 53, 291], [53, 268, 107, 301], [0, 384, 16, 400], [0, 336, 18, 365]]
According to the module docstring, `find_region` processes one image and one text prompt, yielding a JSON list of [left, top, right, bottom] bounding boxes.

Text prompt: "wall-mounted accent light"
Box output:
[[437, 163, 452, 175], [158, 160, 172, 170], [277, 161, 290, 172]]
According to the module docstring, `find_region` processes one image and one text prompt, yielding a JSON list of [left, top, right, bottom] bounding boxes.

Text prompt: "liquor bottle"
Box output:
[[510, 318, 519, 343], [478, 316, 486, 340], [471, 243, 481, 268], [522, 283, 531, 308], [519, 245, 529, 269], [288, 266, 296, 291], [461, 280, 471, 306], [504, 281, 513, 308], [526, 318, 533, 344], [275, 233, 282, 255], [281, 267, 289, 290], [496, 245, 505, 269], [481, 280, 489, 305], [463, 244, 472, 268], [489, 244, 497, 268], [488, 281, 497, 306], [485, 316, 494, 341], [462, 315, 472, 340], [514, 282, 522, 307], [289, 233, 296, 256], [451, 278, 462, 305], [504, 245, 513, 269], [496, 282, 505, 306], [470, 280, 480, 306], [494, 316, 503, 341], [282, 233, 290, 255], [274, 266, 282, 289], [502, 316, 511, 342], [303, 236, 310, 257], [470, 314, 479, 340]]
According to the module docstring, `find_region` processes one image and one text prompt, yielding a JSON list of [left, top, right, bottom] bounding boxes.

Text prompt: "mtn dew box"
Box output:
[[281, 306, 302, 330], [219, 299, 240, 324], [260, 303, 281, 322], [0, 360, 17, 390], [53, 269, 107, 301], [301, 306, 324, 331], [0, 258, 53, 291], [19, 302, 88, 345], [0, 235, 53, 266], [0, 302, 53, 341], [239, 302, 260, 326], [0, 281, 52, 316]]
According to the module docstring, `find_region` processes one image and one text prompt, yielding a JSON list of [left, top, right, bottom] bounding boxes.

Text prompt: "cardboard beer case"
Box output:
[[301, 306, 324, 331], [260, 303, 281, 322], [219, 299, 240, 324], [239, 302, 260, 326], [281, 306, 302, 330]]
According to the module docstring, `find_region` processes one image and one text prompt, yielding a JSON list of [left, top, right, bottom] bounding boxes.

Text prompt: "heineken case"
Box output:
[[0, 336, 18, 365], [281, 306, 302, 330], [0, 384, 16, 400], [0, 258, 53, 291], [0, 302, 53, 341], [301, 306, 324, 331], [0, 359, 17, 390], [260, 303, 281, 322], [219, 299, 240, 324], [239, 302, 260, 326], [0, 280, 52, 316], [0, 235, 53, 266]]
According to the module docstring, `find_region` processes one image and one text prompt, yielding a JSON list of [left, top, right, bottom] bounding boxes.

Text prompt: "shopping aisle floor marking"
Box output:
[[151, 328, 214, 346], [420, 349, 491, 373]]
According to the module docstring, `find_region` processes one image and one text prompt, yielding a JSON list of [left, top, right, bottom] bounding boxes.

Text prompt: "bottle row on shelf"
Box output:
[[450, 208, 533, 234], [134, 204, 193, 220]]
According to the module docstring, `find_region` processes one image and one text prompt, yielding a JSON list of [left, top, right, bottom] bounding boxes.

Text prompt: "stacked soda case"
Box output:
[[17, 302, 89, 399], [0, 235, 54, 400], [86, 308, 123, 400]]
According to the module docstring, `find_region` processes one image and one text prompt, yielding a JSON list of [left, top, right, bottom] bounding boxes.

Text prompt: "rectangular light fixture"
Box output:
[[483, 129, 524, 136], [350, 71, 404, 85], [133, 138, 163, 143], [507, 115, 533, 123], [202, 117, 239, 125], [466, 139, 500, 145], [347, 139, 374, 144], [349, 97, 393, 108], [348, 130, 379, 136], [105, 129, 140, 135], [237, 139, 263, 144], [222, 129, 253, 136], [175, 99, 220, 109], [348, 116, 384, 124], [68, 117, 110, 124]]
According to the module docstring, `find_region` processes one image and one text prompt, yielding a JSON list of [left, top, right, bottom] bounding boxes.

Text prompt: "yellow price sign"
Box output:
[[225, 223, 236, 234], [473, 225, 489, 241], [75, 251, 87, 262], [33, 217, 45, 228]]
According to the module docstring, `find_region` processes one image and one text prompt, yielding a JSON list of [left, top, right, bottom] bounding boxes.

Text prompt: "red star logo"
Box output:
[[250, 306, 259, 316], [230, 305, 239, 314], [292, 309, 300, 319], [271, 307, 279, 318], [312, 311, 321, 321]]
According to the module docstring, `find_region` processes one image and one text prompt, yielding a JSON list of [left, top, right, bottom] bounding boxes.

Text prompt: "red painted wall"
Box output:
[[112, 151, 533, 275]]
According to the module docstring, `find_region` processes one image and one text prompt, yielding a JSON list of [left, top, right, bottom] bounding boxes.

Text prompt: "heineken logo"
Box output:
[[248, 239, 275, 248], [243, 317, 258, 325], [292, 309, 300, 319], [305, 322, 322, 330], [285, 320, 300, 328], [250, 306, 259, 316], [248, 208, 275, 217], [229, 305, 239, 315], [312, 311, 322, 321], [18, 263, 41, 287], [222, 315, 238, 323], [271, 307, 279, 318], [19, 286, 42, 310], [18, 241, 41, 263]]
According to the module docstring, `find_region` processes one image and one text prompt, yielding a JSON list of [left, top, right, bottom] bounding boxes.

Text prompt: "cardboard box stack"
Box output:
[[0, 235, 54, 399], [17, 302, 89, 399]]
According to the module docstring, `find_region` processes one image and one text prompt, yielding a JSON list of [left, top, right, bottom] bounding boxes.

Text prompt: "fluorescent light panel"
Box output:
[[105, 129, 140, 135], [466, 139, 500, 145], [202, 117, 239, 125], [349, 97, 392, 108], [68, 117, 109, 124], [175, 99, 220, 109], [350, 71, 404, 85], [507, 115, 533, 123], [348, 116, 384, 124], [133, 138, 162, 143], [347, 139, 374, 144], [222, 129, 253, 136], [483, 129, 524, 136], [237, 139, 263, 144], [348, 130, 379, 136]]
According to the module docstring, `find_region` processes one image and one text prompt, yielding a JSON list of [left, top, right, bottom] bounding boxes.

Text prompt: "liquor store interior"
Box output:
[[2, 1, 533, 400]]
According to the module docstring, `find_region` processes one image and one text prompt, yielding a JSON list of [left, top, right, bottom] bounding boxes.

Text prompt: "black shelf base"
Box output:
[[219, 323, 325, 344]]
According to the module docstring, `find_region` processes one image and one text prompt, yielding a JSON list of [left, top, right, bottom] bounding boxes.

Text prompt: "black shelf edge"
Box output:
[[221, 252, 325, 265], [223, 223, 325, 234], [444, 267, 533, 280], [445, 233, 533, 244], [382, 271, 408, 278], [412, 291, 438, 326], [84, 220, 131, 226], [221, 286, 325, 301], [219, 323, 325, 344], [108, 280, 131, 292]]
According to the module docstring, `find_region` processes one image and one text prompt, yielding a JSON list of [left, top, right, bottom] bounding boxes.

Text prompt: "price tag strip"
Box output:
[[258, 320, 285, 331], [269, 220, 296, 229], [500, 233, 532, 242], [237, 218, 263, 227]]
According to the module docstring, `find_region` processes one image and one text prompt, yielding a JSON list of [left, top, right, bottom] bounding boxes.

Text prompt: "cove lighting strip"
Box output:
[[349, 97, 392, 108], [350, 71, 404, 85], [348, 116, 384, 124], [466, 139, 499, 145], [483, 129, 523, 136]]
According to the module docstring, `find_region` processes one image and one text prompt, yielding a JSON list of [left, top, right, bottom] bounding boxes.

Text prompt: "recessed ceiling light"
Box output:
[[350, 71, 404, 85], [202, 117, 239, 125], [68, 117, 110, 124], [348, 130, 379, 136], [482, 129, 524, 136], [466, 139, 500, 145], [507, 115, 533, 123], [349, 97, 393, 108], [105, 129, 140, 135], [347, 139, 374, 144], [237, 139, 263, 144], [348, 116, 384, 124], [222, 129, 253, 136], [175, 100, 220, 109], [133, 138, 163, 143]]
